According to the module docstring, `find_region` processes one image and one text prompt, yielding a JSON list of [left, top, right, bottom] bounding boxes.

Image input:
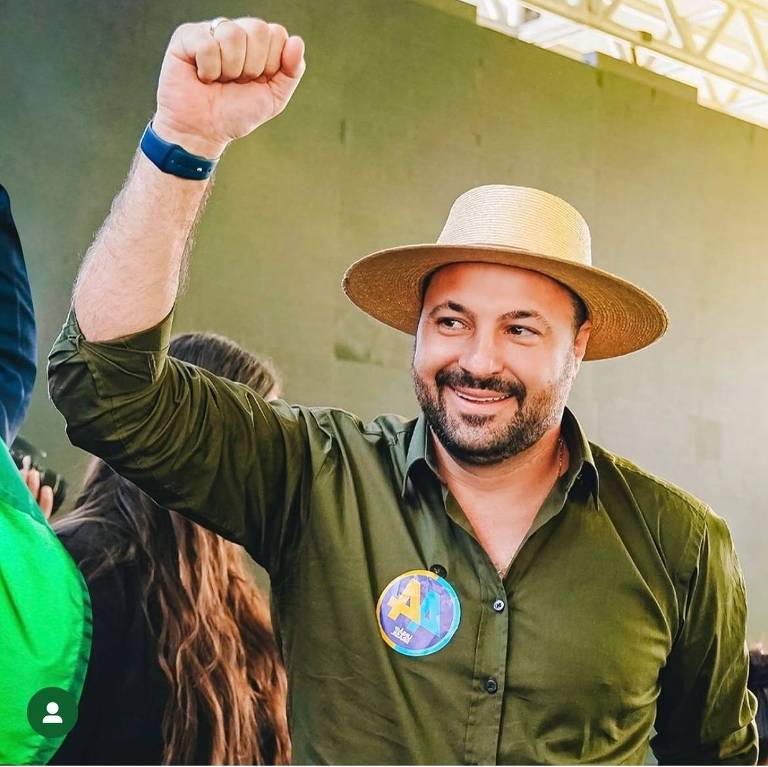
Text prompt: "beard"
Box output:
[[412, 357, 576, 466]]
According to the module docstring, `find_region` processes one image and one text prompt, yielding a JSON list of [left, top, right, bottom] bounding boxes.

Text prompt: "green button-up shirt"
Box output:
[[48, 309, 757, 765]]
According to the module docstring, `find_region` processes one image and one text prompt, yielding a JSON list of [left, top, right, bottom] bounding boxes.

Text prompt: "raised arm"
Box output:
[[0, 185, 36, 444], [73, 18, 305, 341], [49, 18, 312, 576]]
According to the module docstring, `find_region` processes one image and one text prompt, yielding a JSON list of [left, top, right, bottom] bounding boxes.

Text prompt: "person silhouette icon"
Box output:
[[27, 687, 77, 738], [42, 701, 63, 725]]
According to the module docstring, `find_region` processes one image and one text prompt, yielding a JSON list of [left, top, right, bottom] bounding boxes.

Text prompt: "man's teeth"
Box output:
[[454, 390, 510, 403]]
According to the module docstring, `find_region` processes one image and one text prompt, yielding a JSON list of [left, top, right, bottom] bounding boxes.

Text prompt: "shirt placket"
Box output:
[[444, 493, 510, 765], [409, 419, 589, 765], [444, 469, 583, 765]]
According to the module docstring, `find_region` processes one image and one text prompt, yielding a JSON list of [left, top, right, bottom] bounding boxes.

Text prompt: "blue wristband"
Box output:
[[139, 122, 219, 180]]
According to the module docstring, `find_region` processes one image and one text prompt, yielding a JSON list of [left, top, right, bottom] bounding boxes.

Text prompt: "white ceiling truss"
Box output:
[[460, 0, 768, 128]]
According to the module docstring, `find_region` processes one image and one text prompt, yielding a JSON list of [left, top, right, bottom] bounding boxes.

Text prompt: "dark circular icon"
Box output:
[[27, 687, 78, 737]]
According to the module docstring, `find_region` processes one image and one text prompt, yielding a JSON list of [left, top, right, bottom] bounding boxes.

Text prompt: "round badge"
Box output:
[[376, 569, 461, 657]]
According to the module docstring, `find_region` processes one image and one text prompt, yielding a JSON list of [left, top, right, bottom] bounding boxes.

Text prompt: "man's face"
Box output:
[[412, 263, 592, 465]]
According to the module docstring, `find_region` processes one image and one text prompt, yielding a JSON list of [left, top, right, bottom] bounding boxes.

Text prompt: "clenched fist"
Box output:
[[154, 18, 306, 158]]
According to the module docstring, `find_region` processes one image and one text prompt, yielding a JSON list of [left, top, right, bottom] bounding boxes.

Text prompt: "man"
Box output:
[[48, 16, 756, 764]]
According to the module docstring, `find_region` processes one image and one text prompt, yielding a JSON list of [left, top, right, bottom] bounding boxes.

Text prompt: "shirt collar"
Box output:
[[561, 407, 600, 502], [401, 406, 600, 502]]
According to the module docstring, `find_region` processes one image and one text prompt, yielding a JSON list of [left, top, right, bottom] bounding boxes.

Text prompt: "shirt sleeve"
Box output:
[[47, 308, 329, 578], [651, 509, 758, 765], [0, 185, 36, 444]]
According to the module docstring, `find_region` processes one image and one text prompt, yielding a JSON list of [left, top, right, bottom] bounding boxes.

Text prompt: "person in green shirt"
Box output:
[[47, 15, 756, 764], [0, 440, 92, 765], [0, 185, 91, 763]]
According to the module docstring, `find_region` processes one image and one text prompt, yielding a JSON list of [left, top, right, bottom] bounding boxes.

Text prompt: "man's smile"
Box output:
[[446, 385, 515, 410]]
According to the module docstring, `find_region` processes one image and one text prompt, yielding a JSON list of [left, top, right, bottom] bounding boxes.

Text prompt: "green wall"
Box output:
[[3, 0, 767, 637]]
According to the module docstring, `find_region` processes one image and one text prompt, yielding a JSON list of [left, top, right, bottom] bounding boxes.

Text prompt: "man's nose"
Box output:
[[458, 330, 504, 378]]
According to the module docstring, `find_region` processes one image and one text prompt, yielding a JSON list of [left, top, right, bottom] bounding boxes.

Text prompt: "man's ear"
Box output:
[[573, 319, 593, 364]]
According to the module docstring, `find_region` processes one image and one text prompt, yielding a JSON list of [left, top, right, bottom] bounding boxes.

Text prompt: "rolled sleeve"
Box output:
[[652, 509, 758, 765], [48, 308, 319, 576]]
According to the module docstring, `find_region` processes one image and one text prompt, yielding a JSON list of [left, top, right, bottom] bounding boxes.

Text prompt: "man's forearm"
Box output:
[[73, 150, 210, 342]]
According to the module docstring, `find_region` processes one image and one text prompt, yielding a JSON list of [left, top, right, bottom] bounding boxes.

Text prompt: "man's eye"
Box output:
[[437, 318, 467, 330], [507, 325, 537, 337]]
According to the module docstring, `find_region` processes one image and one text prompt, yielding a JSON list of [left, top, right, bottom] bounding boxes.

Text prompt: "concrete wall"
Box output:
[[3, 0, 767, 637]]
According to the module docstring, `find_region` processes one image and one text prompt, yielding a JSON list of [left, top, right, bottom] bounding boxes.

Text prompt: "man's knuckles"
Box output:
[[240, 17, 271, 41], [194, 39, 223, 82], [268, 23, 289, 44], [264, 24, 289, 78], [216, 25, 248, 81], [233, 20, 269, 81], [169, 18, 298, 84]]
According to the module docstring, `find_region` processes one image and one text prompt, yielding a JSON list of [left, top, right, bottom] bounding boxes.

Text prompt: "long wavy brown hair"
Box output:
[[54, 332, 291, 765]]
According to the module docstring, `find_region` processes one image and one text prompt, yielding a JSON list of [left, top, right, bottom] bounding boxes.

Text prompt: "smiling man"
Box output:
[[48, 15, 756, 765], [409, 262, 592, 575]]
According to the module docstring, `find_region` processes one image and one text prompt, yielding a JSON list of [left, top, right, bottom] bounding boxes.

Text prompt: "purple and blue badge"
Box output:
[[376, 569, 461, 657]]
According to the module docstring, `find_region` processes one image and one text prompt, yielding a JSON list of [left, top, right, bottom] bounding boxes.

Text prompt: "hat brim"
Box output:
[[342, 244, 669, 361]]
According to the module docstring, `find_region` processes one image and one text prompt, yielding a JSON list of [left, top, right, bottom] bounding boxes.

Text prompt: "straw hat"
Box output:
[[342, 185, 668, 361]]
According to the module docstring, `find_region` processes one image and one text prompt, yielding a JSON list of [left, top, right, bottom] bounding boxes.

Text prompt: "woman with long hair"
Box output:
[[50, 332, 290, 765]]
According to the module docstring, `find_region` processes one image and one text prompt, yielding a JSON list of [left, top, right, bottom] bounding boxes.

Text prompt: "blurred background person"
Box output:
[[0, 182, 35, 443], [0, 185, 90, 764], [749, 647, 768, 765], [50, 332, 289, 766], [4, 179, 61, 515]]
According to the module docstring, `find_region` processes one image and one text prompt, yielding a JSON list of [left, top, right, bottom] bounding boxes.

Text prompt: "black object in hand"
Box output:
[[9, 435, 68, 513]]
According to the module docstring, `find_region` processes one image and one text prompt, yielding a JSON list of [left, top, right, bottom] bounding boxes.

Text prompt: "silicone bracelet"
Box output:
[[139, 122, 219, 181]]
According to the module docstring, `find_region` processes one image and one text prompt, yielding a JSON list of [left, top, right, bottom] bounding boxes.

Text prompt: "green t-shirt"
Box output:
[[48, 308, 757, 765], [0, 439, 91, 764]]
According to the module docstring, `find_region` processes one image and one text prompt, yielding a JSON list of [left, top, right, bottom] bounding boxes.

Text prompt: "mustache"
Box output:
[[435, 368, 527, 401]]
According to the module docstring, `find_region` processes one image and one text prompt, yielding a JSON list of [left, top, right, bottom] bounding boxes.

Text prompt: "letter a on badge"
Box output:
[[387, 577, 421, 623]]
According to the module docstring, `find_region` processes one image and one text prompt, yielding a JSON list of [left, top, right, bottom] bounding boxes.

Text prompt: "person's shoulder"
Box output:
[[55, 514, 138, 633], [292, 402, 414, 444], [55, 514, 128, 569], [292, 404, 418, 474], [589, 442, 728, 570], [592, 442, 710, 520]]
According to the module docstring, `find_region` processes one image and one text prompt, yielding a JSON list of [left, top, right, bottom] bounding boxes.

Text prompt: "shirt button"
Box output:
[[485, 678, 498, 694], [430, 564, 447, 578], [492, 599, 505, 612]]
